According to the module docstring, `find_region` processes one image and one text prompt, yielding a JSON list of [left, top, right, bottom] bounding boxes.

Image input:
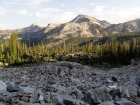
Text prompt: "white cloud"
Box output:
[[35, 7, 63, 18], [91, 7, 140, 24], [13, 9, 33, 16], [0, 6, 7, 16], [61, 4, 65, 7], [16, 9, 29, 15], [112, 7, 116, 10], [40, 7, 63, 13], [79, 8, 85, 12], [35, 12, 50, 18], [2, 0, 50, 6], [90, 3, 99, 6], [52, 11, 76, 23], [94, 6, 106, 13], [3, 1, 21, 5], [27, 0, 50, 5], [35, 9, 76, 23]]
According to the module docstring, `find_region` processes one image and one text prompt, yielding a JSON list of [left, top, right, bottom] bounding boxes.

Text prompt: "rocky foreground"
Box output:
[[0, 61, 140, 105]]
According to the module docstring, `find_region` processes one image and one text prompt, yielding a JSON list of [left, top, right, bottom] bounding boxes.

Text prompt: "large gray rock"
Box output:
[[115, 99, 137, 105], [51, 84, 67, 94], [84, 91, 101, 105], [50, 92, 63, 104], [21, 86, 35, 94], [7, 83, 20, 92], [99, 101, 115, 105], [0, 103, 4, 105], [18, 101, 32, 105], [94, 86, 112, 102], [63, 98, 87, 105], [0, 80, 7, 93]]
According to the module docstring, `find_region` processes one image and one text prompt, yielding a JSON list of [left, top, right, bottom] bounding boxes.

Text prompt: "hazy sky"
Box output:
[[0, 0, 140, 29]]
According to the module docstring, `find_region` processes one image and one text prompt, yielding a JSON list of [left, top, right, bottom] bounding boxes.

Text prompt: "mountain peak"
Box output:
[[70, 14, 111, 28], [70, 14, 99, 23]]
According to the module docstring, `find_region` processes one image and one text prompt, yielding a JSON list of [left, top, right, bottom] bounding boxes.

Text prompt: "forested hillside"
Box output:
[[0, 32, 140, 66]]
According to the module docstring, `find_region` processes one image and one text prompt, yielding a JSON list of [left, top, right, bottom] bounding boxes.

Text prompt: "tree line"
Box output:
[[0, 33, 140, 66]]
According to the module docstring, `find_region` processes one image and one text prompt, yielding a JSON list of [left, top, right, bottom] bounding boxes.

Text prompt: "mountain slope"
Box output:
[[70, 14, 111, 28], [0, 15, 112, 45], [107, 18, 140, 33], [42, 15, 111, 40], [0, 23, 45, 42]]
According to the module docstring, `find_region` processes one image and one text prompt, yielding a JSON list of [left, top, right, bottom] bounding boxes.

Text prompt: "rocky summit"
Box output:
[[0, 61, 140, 105]]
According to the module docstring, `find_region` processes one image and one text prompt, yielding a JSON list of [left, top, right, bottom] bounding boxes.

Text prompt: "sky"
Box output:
[[0, 0, 140, 29]]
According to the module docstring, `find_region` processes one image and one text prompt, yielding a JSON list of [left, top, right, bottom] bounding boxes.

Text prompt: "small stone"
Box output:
[[38, 95, 44, 101], [112, 76, 118, 82], [18, 101, 32, 105], [21, 96, 29, 102], [0, 95, 3, 101], [33, 103, 40, 105], [16, 89, 25, 97], [63, 98, 75, 105], [40, 101, 46, 105], [3, 95, 12, 103], [47, 77, 56, 84], [44, 95, 50, 103], [12, 97, 19, 104], [50, 93, 63, 104], [106, 78, 113, 83], [60, 70, 65, 77], [30, 91, 39, 103], [109, 88, 121, 100], [137, 89, 140, 97], [85, 91, 100, 105]]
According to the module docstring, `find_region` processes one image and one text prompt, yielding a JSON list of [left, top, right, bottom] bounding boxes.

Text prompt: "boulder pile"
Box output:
[[0, 61, 139, 105]]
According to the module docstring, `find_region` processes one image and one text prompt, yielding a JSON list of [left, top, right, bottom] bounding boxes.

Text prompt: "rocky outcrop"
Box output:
[[45, 22, 110, 39], [107, 18, 140, 33], [0, 61, 140, 105]]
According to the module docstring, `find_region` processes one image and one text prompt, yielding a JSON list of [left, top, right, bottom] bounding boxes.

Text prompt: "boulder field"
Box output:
[[0, 61, 140, 105]]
